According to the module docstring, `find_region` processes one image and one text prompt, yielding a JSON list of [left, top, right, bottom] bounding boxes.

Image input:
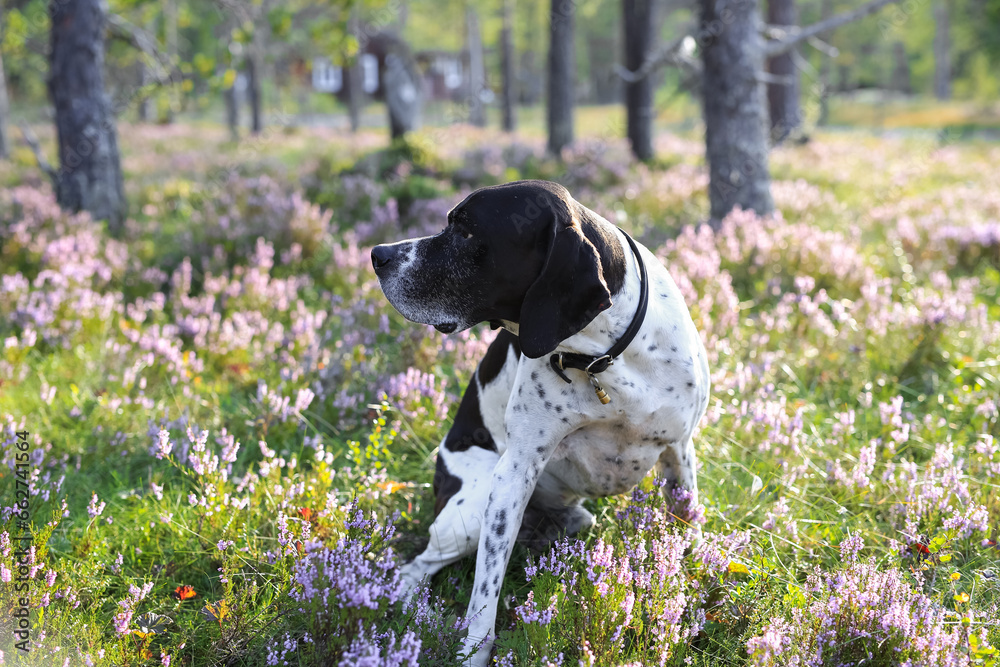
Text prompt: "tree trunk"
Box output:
[[500, 0, 517, 132], [623, 0, 657, 161], [163, 0, 177, 122], [547, 0, 575, 155], [817, 0, 832, 125], [700, 0, 774, 221], [521, 3, 544, 105], [466, 7, 486, 127], [837, 63, 851, 92], [49, 0, 127, 233], [247, 51, 263, 134], [224, 77, 240, 141], [766, 0, 800, 143], [520, 50, 543, 104], [384, 45, 421, 139], [891, 41, 910, 93], [0, 5, 8, 158], [138, 54, 151, 122], [933, 2, 950, 100], [0, 49, 9, 159], [346, 4, 363, 132]]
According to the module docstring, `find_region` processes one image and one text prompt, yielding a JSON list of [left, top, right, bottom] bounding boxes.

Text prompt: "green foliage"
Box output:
[[2, 122, 1000, 665]]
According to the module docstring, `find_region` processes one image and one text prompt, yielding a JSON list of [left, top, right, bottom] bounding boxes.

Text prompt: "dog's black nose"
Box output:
[[371, 245, 395, 271]]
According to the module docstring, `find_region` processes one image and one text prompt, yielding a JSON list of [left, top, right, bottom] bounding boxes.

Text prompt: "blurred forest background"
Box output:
[[2, 0, 1000, 230]]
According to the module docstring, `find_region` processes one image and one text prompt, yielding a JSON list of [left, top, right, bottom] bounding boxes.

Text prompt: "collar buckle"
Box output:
[[585, 355, 613, 376]]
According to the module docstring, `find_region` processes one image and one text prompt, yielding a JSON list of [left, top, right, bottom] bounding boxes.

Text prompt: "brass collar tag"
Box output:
[[589, 374, 611, 405]]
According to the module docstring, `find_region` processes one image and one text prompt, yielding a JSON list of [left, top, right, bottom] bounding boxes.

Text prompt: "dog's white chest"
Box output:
[[545, 423, 667, 496]]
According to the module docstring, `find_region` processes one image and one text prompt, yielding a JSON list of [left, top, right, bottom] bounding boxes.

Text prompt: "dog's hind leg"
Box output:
[[517, 500, 595, 552], [399, 442, 498, 594], [516, 472, 595, 551]]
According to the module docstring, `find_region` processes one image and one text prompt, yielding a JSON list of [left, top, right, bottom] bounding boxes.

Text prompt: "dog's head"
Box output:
[[371, 180, 623, 359]]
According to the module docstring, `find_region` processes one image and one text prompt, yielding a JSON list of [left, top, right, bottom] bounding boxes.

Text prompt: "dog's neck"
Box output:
[[498, 320, 520, 336], [558, 221, 642, 358]]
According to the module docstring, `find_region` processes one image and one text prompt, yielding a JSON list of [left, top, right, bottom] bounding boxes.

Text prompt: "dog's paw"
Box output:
[[460, 635, 493, 667]]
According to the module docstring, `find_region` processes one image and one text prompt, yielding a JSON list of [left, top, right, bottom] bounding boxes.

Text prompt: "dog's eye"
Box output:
[[457, 227, 473, 240]]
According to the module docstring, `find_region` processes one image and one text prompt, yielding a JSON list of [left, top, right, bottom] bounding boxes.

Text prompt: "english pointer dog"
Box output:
[[371, 180, 709, 666]]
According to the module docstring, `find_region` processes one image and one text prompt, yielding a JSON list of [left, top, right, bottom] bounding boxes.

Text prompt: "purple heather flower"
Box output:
[[515, 590, 558, 625], [839, 534, 864, 562], [87, 493, 105, 518]]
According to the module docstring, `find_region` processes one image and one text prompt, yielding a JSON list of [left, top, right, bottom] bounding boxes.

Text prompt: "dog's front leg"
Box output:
[[460, 395, 579, 666]]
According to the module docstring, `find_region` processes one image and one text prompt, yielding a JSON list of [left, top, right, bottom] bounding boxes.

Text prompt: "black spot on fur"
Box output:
[[432, 457, 462, 516], [442, 381, 497, 454], [477, 329, 519, 385], [495, 509, 508, 536]]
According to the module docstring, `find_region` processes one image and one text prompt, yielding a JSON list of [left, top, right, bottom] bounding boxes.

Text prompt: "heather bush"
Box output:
[[2, 124, 998, 666], [498, 484, 716, 665], [747, 538, 992, 667]]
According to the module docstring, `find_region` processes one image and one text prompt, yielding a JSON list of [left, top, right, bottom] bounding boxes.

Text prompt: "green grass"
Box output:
[[1, 117, 999, 666]]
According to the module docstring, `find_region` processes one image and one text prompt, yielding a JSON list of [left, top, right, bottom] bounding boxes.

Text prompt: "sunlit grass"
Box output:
[[1, 120, 998, 665]]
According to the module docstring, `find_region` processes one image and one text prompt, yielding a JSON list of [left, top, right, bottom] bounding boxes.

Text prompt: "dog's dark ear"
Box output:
[[518, 216, 612, 359]]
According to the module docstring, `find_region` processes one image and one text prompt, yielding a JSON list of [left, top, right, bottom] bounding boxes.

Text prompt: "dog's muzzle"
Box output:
[[371, 242, 462, 334]]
